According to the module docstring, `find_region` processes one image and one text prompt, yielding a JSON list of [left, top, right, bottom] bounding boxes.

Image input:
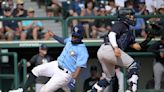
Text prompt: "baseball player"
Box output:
[[147, 34, 164, 90], [91, 8, 153, 92], [13, 24, 89, 92]]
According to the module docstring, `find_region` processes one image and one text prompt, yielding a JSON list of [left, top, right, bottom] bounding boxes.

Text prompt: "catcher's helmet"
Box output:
[[117, 8, 136, 26], [71, 24, 84, 43]]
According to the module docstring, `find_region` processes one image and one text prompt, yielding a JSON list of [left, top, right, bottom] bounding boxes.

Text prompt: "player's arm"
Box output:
[[48, 30, 65, 44], [72, 67, 81, 79], [73, 47, 89, 79], [130, 43, 142, 50], [108, 31, 121, 57], [130, 33, 154, 50], [52, 35, 65, 44]]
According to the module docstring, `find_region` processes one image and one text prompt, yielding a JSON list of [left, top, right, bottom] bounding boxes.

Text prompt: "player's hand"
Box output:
[[114, 47, 121, 57], [67, 78, 76, 90], [48, 30, 55, 37]]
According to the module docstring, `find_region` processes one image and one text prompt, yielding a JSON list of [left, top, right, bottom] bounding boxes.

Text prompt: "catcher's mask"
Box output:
[[117, 8, 136, 26]]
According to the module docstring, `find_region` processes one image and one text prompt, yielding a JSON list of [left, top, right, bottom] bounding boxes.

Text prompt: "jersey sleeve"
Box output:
[[64, 37, 71, 44], [76, 46, 89, 68]]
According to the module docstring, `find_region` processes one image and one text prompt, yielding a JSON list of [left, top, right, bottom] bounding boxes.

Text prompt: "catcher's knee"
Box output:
[[127, 61, 140, 79]]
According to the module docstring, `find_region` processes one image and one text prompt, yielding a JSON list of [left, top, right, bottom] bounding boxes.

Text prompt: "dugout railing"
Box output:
[[0, 52, 27, 91], [0, 52, 19, 90]]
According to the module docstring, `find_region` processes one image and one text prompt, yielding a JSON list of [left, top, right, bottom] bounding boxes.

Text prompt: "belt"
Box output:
[[58, 65, 71, 74]]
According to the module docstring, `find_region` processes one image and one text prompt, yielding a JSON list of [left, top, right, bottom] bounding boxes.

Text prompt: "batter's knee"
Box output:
[[31, 67, 40, 77], [40, 85, 54, 92]]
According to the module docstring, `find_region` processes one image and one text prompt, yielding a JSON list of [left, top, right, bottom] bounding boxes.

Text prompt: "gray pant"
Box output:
[[153, 61, 164, 89], [97, 44, 134, 80]]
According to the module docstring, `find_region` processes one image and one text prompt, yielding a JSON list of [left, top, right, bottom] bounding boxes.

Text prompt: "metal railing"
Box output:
[[18, 59, 27, 86], [0, 14, 164, 38], [0, 52, 19, 89]]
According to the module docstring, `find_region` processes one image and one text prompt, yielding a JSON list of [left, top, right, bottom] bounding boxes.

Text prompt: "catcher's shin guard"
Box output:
[[127, 61, 140, 92], [91, 78, 110, 92]]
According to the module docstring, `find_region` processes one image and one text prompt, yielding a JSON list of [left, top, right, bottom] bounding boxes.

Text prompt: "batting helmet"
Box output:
[[71, 24, 84, 43], [117, 8, 136, 26]]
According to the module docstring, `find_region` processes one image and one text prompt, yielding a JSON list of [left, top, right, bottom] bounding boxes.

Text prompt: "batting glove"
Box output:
[[68, 78, 76, 90]]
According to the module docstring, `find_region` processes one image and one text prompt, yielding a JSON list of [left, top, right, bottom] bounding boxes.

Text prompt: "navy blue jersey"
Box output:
[[112, 21, 135, 50]]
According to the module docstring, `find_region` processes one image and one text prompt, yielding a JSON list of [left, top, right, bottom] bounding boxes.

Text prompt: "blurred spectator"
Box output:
[[46, 7, 54, 17], [49, 0, 62, 18], [67, 0, 85, 26], [147, 34, 164, 90], [115, 0, 126, 8], [0, 21, 4, 40], [21, 8, 44, 40], [91, 6, 112, 38], [0, 0, 3, 16], [105, 0, 118, 16], [80, 0, 97, 38], [133, 18, 146, 38], [125, 1, 147, 38], [155, 6, 164, 25], [147, 6, 164, 34], [83, 66, 100, 92], [125, 0, 135, 10], [69, 0, 85, 16], [2, 7, 22, 40], [136, 1, 149, 15], [6, 0, 16, 11], [0, 0, 3, 39], [145, 0, 164, 14], [26, 44, 53, 92], [12, 0, 27, 17]]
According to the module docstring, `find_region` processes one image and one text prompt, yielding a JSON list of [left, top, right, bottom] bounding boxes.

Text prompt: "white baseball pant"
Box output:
[[97, 44, 134, 80], [32, 61, 72, 92], [153, 61, 164, 90]]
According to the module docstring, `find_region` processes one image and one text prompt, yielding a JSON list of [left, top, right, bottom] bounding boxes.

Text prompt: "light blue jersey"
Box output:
[[57, 37, 89, 72]]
